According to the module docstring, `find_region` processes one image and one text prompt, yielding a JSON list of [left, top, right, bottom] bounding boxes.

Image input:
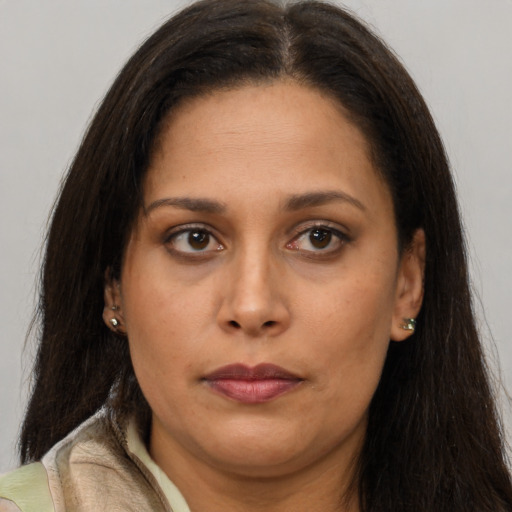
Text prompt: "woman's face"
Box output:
[[105, 81, 424, 482]]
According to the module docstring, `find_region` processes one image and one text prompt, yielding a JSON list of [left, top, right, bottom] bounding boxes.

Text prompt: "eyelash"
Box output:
[[164, 224, 224, 257], [163, 222, 350, 260], [286, 222, 350, 258]]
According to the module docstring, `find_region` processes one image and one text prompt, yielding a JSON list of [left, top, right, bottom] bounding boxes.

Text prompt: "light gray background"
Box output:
[[1, 0, 511, 471]]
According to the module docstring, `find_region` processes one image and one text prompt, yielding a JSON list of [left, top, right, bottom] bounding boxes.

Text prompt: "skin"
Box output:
[[104, 81, 425, 512]]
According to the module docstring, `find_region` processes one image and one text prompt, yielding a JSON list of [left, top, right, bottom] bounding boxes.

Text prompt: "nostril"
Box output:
[[228, 319, 276, 330]]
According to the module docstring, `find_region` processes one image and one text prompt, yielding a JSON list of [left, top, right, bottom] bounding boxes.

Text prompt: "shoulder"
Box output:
[[0, 462, 55, 512], [42, 410, 169, 511], [1, 412, 169, 511]]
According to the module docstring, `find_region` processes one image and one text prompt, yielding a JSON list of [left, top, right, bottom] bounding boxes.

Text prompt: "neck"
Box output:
[[174, 459, 359, 512], [186, 470, 359, 512], [150, 426, 362, 512]]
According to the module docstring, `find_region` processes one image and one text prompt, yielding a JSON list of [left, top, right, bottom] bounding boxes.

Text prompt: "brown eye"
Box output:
[[309, 228, 332, 249], [166, 227, 223, 255], [188, 230, 210, 250], [286, 224, 348, 255]]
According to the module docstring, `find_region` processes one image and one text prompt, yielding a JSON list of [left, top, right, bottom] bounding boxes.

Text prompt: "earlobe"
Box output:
[[103, 270, 126, 335], [390, 229, 426, 342]]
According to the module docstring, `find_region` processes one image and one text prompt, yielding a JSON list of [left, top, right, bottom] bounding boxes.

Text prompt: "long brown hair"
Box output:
[[20, 1, 512, 510]]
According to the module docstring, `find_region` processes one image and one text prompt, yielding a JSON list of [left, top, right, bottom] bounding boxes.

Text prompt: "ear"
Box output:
[[103, 269, 126, 335], [390, 229, 426, 342]]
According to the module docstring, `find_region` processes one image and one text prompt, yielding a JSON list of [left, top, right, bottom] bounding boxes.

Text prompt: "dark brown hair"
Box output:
[[20, 1, 512, 510]]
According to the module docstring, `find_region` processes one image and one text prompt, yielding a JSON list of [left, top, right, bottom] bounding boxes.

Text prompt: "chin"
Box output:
[[196, 421, 314, 475]]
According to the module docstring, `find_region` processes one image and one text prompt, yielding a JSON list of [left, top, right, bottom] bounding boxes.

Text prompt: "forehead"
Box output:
[[153, 81, 367, 162], [144, 80, 391, 216]]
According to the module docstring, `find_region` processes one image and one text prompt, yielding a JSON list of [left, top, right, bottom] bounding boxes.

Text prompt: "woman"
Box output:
[[1, 0, 511, 510]]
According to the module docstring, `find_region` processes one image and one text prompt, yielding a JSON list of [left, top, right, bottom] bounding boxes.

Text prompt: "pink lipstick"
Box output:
[[203, 363, 303, 404]]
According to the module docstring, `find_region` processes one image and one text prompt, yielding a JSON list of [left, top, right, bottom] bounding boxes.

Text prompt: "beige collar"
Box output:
[[125, 419, 191, 512]]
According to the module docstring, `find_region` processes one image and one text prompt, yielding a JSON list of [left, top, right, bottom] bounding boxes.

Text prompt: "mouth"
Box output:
[[202, 363, 303, 404]]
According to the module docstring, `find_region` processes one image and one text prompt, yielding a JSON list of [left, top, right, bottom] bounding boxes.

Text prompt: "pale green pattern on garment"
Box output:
[[126, 420, 191, 512], [0, 462, 54, 512]]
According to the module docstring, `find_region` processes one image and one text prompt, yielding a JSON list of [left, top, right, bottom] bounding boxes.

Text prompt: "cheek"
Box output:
[[300, 273, 396, 391], [119, 266, 206, 381], [302, 271, 396, 341], [121, 245, 211, 336]]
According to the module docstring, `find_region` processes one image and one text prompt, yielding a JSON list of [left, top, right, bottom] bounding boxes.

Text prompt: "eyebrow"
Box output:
[[144, 197, 227, 215], [144, 190, 365, 216], [284, 191, 366, 212]]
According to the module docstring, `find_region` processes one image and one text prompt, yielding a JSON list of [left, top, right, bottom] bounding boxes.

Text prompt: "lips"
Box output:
[[203, 363, 303, 404]]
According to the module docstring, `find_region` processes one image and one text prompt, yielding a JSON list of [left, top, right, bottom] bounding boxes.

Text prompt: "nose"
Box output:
[[217, 247, 291, 338]]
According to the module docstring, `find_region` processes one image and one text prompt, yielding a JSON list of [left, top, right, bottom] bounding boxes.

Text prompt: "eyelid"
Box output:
[[288, 220, 351, 240], [286, 221, 351, 254], [163, 223, 224, 255], [162, 220, 350, 259], [164, 221, 221, 237]]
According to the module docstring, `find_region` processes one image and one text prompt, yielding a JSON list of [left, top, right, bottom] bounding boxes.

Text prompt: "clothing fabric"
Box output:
[[0, 410, 191, 512]]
